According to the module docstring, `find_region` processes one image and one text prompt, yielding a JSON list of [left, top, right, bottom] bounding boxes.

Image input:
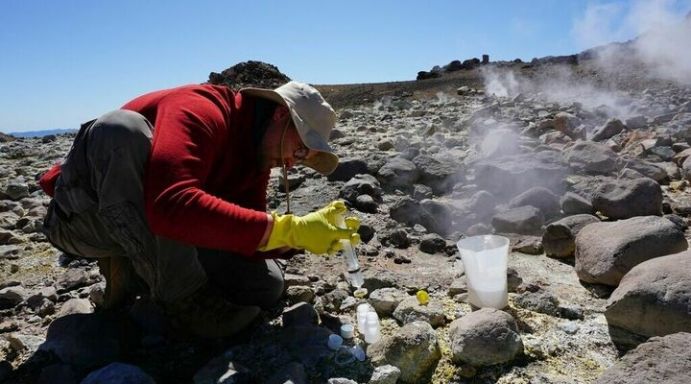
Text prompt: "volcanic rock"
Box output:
[[491, 206, 544, 235], [575, 216, 688, 286], [207, 60, 290, 89], [448, 308, 523, 366], [367, 321, 441, 384], [595, 333, 691, 384], [392, 296, 446, 328], [605, 251, 691, 338], [565, 141, 619, 175], [542, 214, 600, 258], [592, 177, 663, 219]]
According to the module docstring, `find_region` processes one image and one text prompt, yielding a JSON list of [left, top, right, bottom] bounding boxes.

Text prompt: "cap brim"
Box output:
[[240, 87, 339, 175]]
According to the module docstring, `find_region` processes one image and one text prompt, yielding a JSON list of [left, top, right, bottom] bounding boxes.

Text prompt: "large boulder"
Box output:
[[389, 197, 453, 236], [412, 154, 460, 195], [328, 158, 370, 182], [605, 251, 691, 338], [392, 296, 446, 328], [473, 152, 568, 198], [377, 157, 420, 191], [491, 206, 544, 235], [339, 174, 382, 204], [575, 216, 688, 286], [592, 177, 662, 219], [591, 118, 625, 141], [448, 308, 523, 366], [542, 214, 600, 258], [367, 321, 441, 384], [595, 333, 691, 384], [565, 141, 619, 175], [507, 187, 561, 219]]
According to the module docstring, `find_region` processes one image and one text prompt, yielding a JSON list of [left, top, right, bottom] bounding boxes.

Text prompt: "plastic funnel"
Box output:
[[456, 235, 509, 309]]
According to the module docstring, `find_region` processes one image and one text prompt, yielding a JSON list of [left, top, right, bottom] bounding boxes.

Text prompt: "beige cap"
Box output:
[[240, 81, 339, 175]]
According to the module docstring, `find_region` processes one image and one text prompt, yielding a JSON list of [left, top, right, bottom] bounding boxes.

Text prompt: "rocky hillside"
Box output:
[[2, 46, 691, 384]]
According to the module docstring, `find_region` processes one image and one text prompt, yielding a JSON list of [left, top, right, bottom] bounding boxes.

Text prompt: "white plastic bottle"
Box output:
[[363, 311, 380, 344], [335, 213, 364, 288]]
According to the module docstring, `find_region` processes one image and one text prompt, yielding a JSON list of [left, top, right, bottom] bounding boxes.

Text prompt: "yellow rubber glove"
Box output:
[[260, 201, 360, 254]]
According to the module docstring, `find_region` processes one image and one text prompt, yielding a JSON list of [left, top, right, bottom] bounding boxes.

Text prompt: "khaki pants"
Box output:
[[43, 110, 283, 308]]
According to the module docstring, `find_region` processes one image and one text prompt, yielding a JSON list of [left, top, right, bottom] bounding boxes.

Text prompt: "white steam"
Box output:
[[573, 0, 691, 85]]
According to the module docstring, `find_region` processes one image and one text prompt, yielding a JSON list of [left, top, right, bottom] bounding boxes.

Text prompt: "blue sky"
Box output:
[[1, 0, 690, 132]]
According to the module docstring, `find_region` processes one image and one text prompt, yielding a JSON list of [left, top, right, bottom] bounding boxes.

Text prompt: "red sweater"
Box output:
[[40, 84, 270, 256]]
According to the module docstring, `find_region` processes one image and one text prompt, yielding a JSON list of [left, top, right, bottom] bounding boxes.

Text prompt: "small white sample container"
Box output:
[[456, 235, 510, 309], [340, 324, 354, 339], [356, 303, 372, 334], [363, 311, 380, 344]]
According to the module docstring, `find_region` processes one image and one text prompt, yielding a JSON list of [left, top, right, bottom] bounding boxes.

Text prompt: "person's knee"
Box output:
[[253, 267, 284, 309], [88, 110, 153, 152]]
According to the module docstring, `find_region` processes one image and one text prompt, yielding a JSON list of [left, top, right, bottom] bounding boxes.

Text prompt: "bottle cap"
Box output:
[[340, 324, 354, 339], [327, 334, 343, 350]]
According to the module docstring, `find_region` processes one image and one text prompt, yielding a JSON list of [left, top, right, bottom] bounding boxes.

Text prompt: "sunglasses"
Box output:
[[293, 143, 310, 163]]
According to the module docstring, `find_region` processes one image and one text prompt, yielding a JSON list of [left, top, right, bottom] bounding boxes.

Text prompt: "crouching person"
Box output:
[[39, 81, 359, 338]]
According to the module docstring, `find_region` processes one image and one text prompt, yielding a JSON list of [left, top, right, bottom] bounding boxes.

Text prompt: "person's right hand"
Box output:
[[259, 201, 360, 254]]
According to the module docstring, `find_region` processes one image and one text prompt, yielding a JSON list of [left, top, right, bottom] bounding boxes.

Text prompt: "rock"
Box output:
[[595, 333, 691, 384], [389, 197, 435, 231], [511, 236, 543, 255], [368, 364, 401, 384], [514, 290, 560, 316], [592, 177, 662, 219], [412, 154, 459, 195], [354, 195, 379, 213], [362, 270, 397, 292], [575, 216, 688, 286], [57, 268, 92, 291], [339, 174, 382, 204], [605, 251, 691, 339], [81, 362, 155, 384], [542, 214, 600, 258], [419, 233, 447, 254], [286, 286, 315, 304], [39, 313, 137, 370], [392, 296, 446, 328], [552, 112, 584, 139], [507, 268, 523, 292], [560, 192, 593, 215], [284, 273, 311, 287], [367, 321, 441, 384], [448, 308, 523, 366], [369, 288, 407, 316], [377, 157, 419, 191], [0, 285, 28, 309], [3, 181, 29, 200], [507, 187, 560, 219], [328, 158, 370, 182], [624, 115, 647, 129], [625, 160, 668, 183], [473, 152, 568, 198], [56, 298, 94, 317], [565, 141, 619, 175], [591, 118, 625, 141], [282, 302, 319, 328], [419, 199, 454, 236], [6, 333, 45, 355], [491, 206, 544, 235], [328, 379, 357, 384], [385, 228, 410, 249]]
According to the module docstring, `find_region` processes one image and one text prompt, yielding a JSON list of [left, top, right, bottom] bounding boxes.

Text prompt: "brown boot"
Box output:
[[164, 285, 261, 338], [98, 256, 145, 310]]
